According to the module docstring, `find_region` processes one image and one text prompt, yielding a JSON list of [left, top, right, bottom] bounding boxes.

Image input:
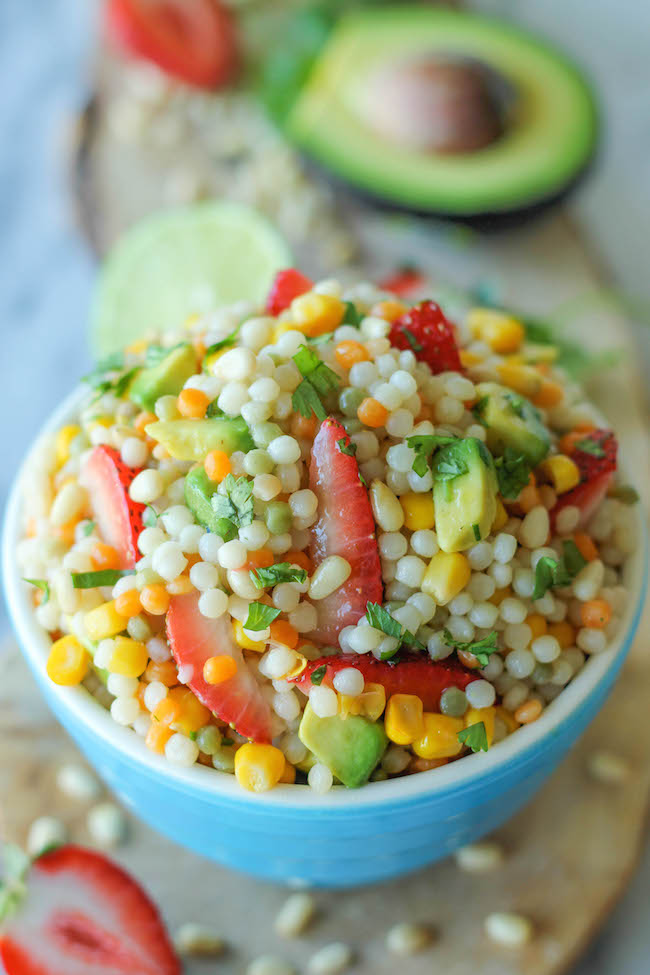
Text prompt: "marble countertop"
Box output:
[[1, 1, 648, 970]]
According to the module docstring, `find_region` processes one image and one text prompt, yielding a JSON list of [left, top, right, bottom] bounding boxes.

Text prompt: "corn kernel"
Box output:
[[233, 620, 267, 652], [271, 320, 296, 344], [55, 425, 81, 467], [526, 614, 547, 640], [125, 338, 148, 355], [84, 601, 126, 641], [467, 308, 525, 354], [358, 682, 386, 722], [537, 455, 580, 494], [495, 706, 519, 734], [291, 292, 345, 337], [491, 497, 508, 532], [412, 713, 464, 759], [459, 349, 482, 367], [400, 492, 435, 531], [234, 743, 286, 792], [385, 694, 424, 745], [168, 687, 211, 735], [496, 361, 542, 398], [421, 551, 470, 605], [109, 637, 149, 678], [464, 706, 496, 747], [46, 635, 90, 686]]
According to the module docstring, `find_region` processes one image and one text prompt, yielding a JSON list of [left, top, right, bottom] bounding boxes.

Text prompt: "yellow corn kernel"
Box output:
[[467, 308, 525, 354], [464, 706, 496, 747], [84, 600, 126, 641], [183, 312, 202, 332], [537, 455, 581, 494], [526, 614, 548, 641], [385, 694, 425, 745], [125, 338, 148, 355], [421, 551, 471, 605], [412, 713, 464, 759], [283, 653, 307, 681], [496, 706, 519, 735], [290, 292, 345, 337], [168, 687, 211, 735], [109, 636, 149, 678], [358, 682, 386, 722], [85, 416, 113, 434], [55, 425, 81, 467], [522, 342, 558, 364], [491, 497, 508, 532], [233, 620, 267, 653], [46, 635, 90, 686], [271, 320, 297, 344], [204, 348, 228, 375], [234, 743, 286, 793], [496, 361, 542, 398], [400, 492, 435, 531], [338, 695, 362, 719], [488, 586, 511, 606], [459, 349, 482, 368], [167, 575, 194, 596]]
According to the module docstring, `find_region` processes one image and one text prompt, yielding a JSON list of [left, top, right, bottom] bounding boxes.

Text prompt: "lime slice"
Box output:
[[91, 202, 293, 357]]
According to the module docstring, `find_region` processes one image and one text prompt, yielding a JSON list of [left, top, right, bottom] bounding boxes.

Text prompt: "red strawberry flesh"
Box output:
[[389, 300, 462, 374], [291, 653, 476, 711], [166, 591, 273, 742], [378, 267, 427, 297], [80, 445, 145, 569], [0, 845, 180, 975], [308, 419, 382, 645], [552, 429, 617, 528], [266, 268, 313, 316]]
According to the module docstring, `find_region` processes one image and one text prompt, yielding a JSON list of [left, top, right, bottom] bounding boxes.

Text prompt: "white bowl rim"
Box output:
[[3, 384, 647, 811]]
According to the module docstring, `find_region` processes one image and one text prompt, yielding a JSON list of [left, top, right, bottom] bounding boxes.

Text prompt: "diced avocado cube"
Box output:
[[432, 437, 498, 553], [475, 382, 551, 466], [298, 703, 388, 789], [128, 343, 197, 412], [184, 467, 236, 539], [145, 417, 253, 461]]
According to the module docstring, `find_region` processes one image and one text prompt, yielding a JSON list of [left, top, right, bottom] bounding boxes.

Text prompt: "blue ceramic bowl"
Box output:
[[3, 388, 647, 888]]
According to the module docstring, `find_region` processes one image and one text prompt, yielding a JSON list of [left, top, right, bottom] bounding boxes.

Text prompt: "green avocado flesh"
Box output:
[[285, 6, 597, 215], [299, 703, 388, 788], [185, 467, 236, 539], [432, 438, 498, 553], [129, 344, 197, 412], [475, 382, 551, 466], [145, 417, 254, 462]]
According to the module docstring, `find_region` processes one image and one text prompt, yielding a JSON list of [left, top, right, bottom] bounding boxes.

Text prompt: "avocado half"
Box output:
[[281, 6, 598, 221]]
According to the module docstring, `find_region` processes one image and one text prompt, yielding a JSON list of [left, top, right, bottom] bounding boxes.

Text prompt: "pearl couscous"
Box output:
[[19, 269, 637, 793]]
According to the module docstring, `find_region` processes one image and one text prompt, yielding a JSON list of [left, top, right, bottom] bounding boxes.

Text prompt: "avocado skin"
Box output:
[[129, 343, 197, 412], [145, 416, 254, 462], [475, 382, 551, 466], [432, 437, 498, 552], [298, 703, 388, 789]]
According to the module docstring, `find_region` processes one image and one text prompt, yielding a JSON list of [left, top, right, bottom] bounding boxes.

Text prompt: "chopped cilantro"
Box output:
[[472, 524, 481, 541], [337, 437, 357, 457], [250, 562, 307, 589], [494, 448, 532, 500], [343, 301, 362, 328], [406, 433, 459, 478], [71, 569, 135, 589], [506, 393, 526, 418], [221, 737, 234, 747], [532, 540, 587, 599], [23, 578, 50, 604], [359, 471, 368, 487], [211, 474, 254, 540], [189, 731, 198, 741], [144, 342, 185, 368], [431, 440, 469, 482], [82, 521, 96, 537], [472, 396, 488, 423], [574, 437, 605, 457], [365, 602, 424, 654], [310, 665, 327, 686], [243, 602, 281, 632], [142, 504, 158, 527], [0, 844, 30, 925], [402, 327, 423, 352], [84, 363, 140, 403], [458, 722, 489, 753], [443, 630, 498, 667], [307, 332, 334, 345], [291, 345, 340, 421], [204, 324, 242, 359], [206, 399, 223, 418]]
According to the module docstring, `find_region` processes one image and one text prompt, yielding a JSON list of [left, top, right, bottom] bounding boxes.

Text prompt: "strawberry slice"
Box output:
[[552, 429, 617, 528], [266, 268, 313, 316], [308, 419, 382, 645], [0, 845, 180, 975], [389, 300, 462, 374], [166, 591, 273, 742], [290, 653, 475, 711], [80, 445, 145, 569], [379, 266, 427, 298], [106, 0, 238, 89]]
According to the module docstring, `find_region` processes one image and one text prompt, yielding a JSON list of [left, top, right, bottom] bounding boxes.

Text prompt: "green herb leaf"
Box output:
[[443, 629, 498, 667], [343, 301, 362, 328], [250, 562, 308, 589], [211, 474, 255, 539], [142, 504, 158, 527], [365, 602, 424, 652], [337, 437, 357, 457], [406, 434, 459, 478], [291, 345, 340, 420], [532, 556, 558, 600], [243, 602, 281, 632], [82, 354, 124, 385], [206, 399, 223, 418], [506, 393, 526, 419], [402, 327, 423, 352], [574, 437, 605, 457], [71, 569, 135, 589], [307, 332, 334, 346], [23, 578, 50, 604], [532, 541, 587, 599], [82, 521, 96, 537], [220, 737, 234, 747], [189, 731, 198, 741], [0, 844, 31, 925], [472, 524, 481, 541], [562, 539, 588, 577], [494, 448, 532, 499], [144, 342, 185, 368], [458, 722, 489, 753], [472, 396, 488, 423], [310, 664, 327, 686], [204, 324, 242, 359]]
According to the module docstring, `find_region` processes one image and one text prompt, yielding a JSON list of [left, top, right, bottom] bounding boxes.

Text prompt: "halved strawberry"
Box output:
[[552, 429, 617, 529], [291, 653, 475, 711], [106, 0, 238, 89], [389, 299, 462, 374], [266, 268, 313, 316], [378, 266, 427, 298], [80, 445, 145, 569], [308, 419, 382, 645], [0, 845, 180, 975], [166, 591, 273, 742]]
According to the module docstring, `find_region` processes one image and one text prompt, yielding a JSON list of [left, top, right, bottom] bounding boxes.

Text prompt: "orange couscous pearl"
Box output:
[[514, 699, 543, 724], [140, 584, 170, 616], [204, 450, 232, 482], [533, 379, 564, 409], [285, 550, 312, 573], [114, 589, 142, 618], [573, 532, 599, 563], [335, 340, 370, 370], [290, 413, 318, 440], [526, 614, 548, 641], [269, 620, 299, 649], [370, 299, 407, 322], [246, 548, 275, 571], [134, 411, 157, 436], [177, 388, 210, 418], [357, 397, 389, 428], [144, 659, 178, 686], [547, 621, 575, 649], [91, 542, 121, 571], [559, 427, 596, 455], [145, 723, 173, 754], [581, 599, 612, 629], [203, 655, 238, 685]]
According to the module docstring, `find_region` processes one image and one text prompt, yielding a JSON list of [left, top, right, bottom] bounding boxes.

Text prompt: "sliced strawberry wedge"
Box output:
[[552, 429, 617, 529], [80, 445, 145, 569], [266, 268, 313, 316], [308, 419, 383, 645], [0, 845, 180, 975], [290, 653, 475, 712], [378, 266, 427, 298], [389, 299, 462, 374], [166, 591, 273, 742]]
